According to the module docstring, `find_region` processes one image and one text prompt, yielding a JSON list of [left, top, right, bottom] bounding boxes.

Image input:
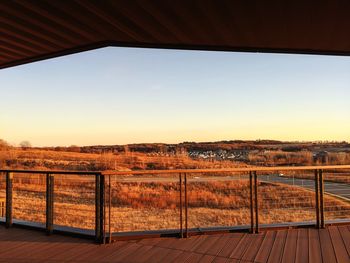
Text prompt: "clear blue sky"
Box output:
[[1, 47, 349, 146]]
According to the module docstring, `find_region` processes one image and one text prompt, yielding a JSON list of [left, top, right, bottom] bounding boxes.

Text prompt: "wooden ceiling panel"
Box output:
[[1, 1, 350, 69]]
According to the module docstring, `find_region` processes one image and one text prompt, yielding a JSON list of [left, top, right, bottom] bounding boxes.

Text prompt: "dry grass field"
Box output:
[[1, 174, 349, 233], [1, 147, 350, 233], [0, 148, 247, 171]]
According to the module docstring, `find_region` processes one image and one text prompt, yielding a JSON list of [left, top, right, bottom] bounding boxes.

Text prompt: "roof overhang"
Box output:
[[2, 1, 350, 69]]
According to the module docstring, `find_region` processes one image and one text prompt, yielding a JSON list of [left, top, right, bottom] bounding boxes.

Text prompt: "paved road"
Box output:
[[260, 174, 350, 201]]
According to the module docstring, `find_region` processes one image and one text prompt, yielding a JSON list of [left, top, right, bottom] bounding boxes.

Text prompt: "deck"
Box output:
[[1, 225, 350, 262]]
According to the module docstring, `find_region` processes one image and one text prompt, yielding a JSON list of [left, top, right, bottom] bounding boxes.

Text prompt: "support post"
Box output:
[[319, 169, 325, 228], [109, 174, 112, 244], [95, 173, 105, 243], [95, 174, 100, 242], [0, 200, 4, 218], [249, 171, 254, 233], [6, 172, 13, 228], [184, 173, 188, 238], [46, 173, 54, 235], [314, 169, 320, 229], [179, 173, 183, 238], [254, 171, 259, 233], [103, 175, 106, 244], [101, 173, 105, 243]]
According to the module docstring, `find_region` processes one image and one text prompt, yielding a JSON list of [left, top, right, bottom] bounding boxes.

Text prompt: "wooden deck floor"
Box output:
[[1, 225, 350, 262]]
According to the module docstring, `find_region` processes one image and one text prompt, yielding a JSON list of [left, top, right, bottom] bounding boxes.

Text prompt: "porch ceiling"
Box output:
[[1, 1, 350, 69]]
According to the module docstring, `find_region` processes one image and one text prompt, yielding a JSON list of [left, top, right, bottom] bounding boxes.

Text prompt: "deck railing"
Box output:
[[1, 165, 350, 243], [0, 170, 103, 242]]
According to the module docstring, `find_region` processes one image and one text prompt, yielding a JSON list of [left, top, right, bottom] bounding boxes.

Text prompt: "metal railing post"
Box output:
[[46, 173, 54, 235], [184, 173, 188, 238], [95, 174, 100, 242], [0, 202, 4, 218], [0, 199, 4, 218], [254, 171, 259, 233], [109, 174, 112, 244], [319, 169, 325, 228], [249, 171, 254, 233], [95, 173, 105, 243], [314, 169, 320, 228], [6, 172, 13, 228], [102, 174, 106, 243], [179, 173, 183, 238], [101, 173, 105, 243]]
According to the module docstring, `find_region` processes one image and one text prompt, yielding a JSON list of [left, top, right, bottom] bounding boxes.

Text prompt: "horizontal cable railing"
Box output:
[[0, 170, 103, 243], [1, 165, 350, 243], [104, 165, 350, 242]]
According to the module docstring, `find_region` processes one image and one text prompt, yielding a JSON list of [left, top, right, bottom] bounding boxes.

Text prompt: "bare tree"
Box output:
[[20, 141, 32, 150], [68, 145, 81, 152], [0, 139, 10, 150]]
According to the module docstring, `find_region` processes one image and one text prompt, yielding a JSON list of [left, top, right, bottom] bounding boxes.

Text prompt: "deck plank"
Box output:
[[120, 245, 154, 263], [169, 251, 192, 263], [1, 225, 350, 262], [169, 235, 205, 251], [184, 253, 208, 263], [64, 241, 132, 262], [217, 233, 245, 258], [319, 228, 337, 263], [328, 226, 350, 263], [0, 235, 71, 261], [199, 254, 216, 263], [267, 229, 288, 263], [241, 232, 265, 262], [8, 240, 82, 261], [212, 257, 230, 263], [254, 230, 277, 263], [139, 237, 166, 246], [189, 235, 211, 252], [137, 246, 173, 263], [339, 226, 350, 257], [140, 246, 174, 263], [155, 248, 183, 263], [308, 229, 322, 263], [205, 234, 232, 256], [0, 232, 83, 256], [48, 241, 113, 261], [194, 234, 222, 254], [98, 242, 143, 262], [0, 237, 45, 257], [281, 229, 298, 263], [229, 232, 256, 260], [295, 229, 309, 263]]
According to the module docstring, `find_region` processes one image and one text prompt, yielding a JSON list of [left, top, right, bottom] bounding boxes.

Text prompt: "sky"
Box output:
[[1, 47, 350, 147]]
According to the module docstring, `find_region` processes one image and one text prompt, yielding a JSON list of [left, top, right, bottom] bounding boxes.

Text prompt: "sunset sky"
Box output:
[[1, 47, 349, 147]]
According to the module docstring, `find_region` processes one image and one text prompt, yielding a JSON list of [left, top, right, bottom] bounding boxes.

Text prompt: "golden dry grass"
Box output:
[[1, 148, 349, 233], [0, 148, 247, 171], [1, 175, 349, 232]]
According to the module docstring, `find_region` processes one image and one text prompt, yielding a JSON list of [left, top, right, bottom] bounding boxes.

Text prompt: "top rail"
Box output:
[[1, 165, 350, 176], [103, 165, 350, 175], [0, 169, 101, 175]]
